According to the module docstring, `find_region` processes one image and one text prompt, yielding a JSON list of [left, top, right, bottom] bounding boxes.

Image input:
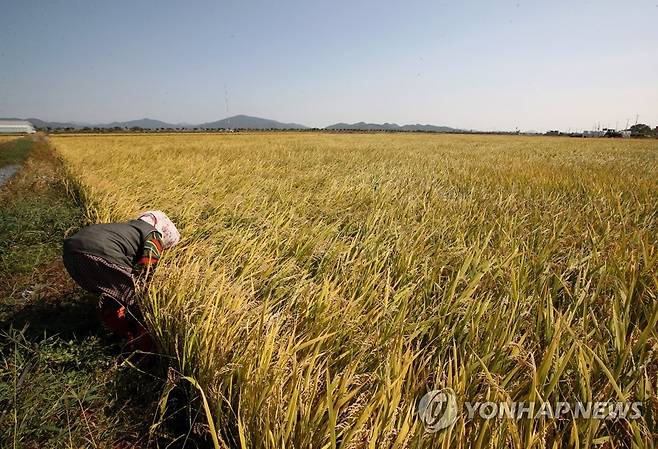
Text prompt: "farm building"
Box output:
[[0, 119, 36, 134]]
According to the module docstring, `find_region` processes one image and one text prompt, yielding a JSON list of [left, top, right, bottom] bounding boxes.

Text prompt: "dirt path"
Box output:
[[0, 163, 20, 186]]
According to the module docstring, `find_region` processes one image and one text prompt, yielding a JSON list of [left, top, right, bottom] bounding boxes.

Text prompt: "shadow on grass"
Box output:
[[1, 292, 101, 341], [0, 289, 210, 448]]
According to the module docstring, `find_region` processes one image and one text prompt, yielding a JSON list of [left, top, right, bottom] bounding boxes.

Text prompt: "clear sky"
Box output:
[[1, 0, 656, 131]]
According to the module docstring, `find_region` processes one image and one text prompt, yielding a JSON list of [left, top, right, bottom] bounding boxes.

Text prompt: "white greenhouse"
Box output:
[[0, 120, 36, 134]]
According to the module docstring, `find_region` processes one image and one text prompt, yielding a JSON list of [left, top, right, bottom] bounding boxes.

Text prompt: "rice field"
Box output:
[[52, 133, 657, 448]]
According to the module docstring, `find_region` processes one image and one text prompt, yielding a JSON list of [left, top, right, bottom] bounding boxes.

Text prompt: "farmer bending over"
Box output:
[[62, 210, 180, 352]]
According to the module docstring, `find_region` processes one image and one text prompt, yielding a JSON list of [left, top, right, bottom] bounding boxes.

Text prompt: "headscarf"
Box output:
[[137, 210, 181, 249]]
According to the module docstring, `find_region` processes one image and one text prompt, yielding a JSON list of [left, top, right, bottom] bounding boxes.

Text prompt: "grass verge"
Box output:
[[0, 137, 32, 167]]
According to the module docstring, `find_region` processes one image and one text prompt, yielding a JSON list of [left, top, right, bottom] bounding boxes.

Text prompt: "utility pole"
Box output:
[[635, 114, 639, 125], [224, 84, 230, 130]]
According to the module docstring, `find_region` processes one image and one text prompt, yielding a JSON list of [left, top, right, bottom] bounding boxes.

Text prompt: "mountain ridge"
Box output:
[[325, 121, 459, 132], [198, 114, 307, 130], [2, 115, 459, 132]]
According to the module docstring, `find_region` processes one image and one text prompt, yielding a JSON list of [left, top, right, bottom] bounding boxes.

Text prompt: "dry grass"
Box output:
[[0, 136, 18, 143], [52, 132, 658, 448]]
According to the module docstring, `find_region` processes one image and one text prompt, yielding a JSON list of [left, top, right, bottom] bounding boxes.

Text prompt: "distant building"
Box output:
[[621, 130, 631, 139], [0, 120, 36, 134], [602, 129, 621, 138]]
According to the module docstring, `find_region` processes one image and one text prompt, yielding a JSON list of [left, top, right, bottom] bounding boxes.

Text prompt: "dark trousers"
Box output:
[[62, 250, 154, 352]]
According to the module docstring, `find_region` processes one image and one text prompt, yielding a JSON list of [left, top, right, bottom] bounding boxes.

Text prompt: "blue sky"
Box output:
[[1, 0, 656, 131]]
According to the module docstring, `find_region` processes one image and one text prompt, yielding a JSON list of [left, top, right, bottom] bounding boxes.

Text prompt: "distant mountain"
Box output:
[[0, 117, 81, 129], [326, 122, 399, 131], [399, 123, 458, 132], [199, 114, 307, 130], [4, 116, 459, 133], [325, 121, 459, 132], [10, 115, 307, 130], [99, 118, 180, 129]]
